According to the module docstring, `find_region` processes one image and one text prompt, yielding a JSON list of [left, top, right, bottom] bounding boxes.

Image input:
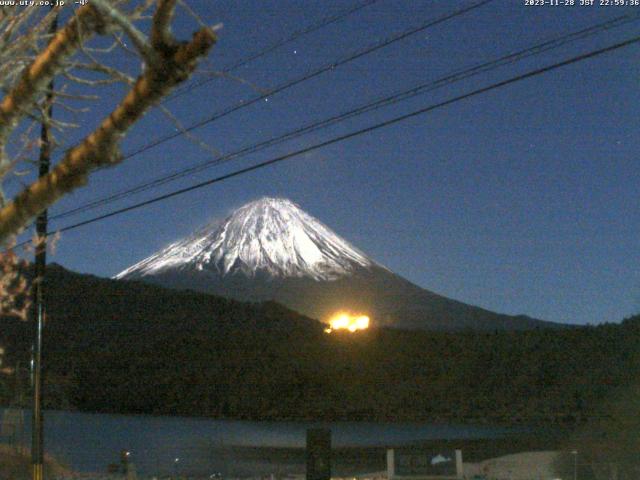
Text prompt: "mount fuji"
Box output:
[[116, 197, 555, 330]]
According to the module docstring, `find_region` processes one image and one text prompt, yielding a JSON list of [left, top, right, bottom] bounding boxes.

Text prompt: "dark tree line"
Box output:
[[1, 265, 639, 478]]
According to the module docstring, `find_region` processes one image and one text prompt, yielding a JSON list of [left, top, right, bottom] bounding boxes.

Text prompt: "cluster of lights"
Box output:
[[324, 312, 370, 333]]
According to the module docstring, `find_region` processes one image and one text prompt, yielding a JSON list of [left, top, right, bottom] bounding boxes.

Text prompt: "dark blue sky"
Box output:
[[17, 0, 639, 325]]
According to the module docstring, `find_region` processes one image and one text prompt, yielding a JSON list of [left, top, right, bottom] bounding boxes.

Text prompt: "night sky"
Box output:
[[13, 0, 639, 325]]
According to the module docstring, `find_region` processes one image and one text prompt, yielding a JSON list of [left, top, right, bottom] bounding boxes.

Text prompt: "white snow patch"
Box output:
[[115, 197, 378, 281]]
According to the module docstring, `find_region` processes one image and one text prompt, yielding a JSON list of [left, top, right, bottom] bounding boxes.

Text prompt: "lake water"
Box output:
[[0, 408, 516, 476]]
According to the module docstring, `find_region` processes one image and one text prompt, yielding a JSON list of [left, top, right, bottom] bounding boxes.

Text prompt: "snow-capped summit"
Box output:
[[115, 197, 556, 331], [116, 197, 375, 281]]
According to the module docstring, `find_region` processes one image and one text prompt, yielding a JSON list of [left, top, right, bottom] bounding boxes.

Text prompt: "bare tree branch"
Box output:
[[0, 5, 108, 169], [151, 0, 177, 50], [91, 0, 158, 65], [0, 4, 217, 243]]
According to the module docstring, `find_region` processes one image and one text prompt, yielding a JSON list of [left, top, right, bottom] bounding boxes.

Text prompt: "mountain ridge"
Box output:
[[1, 263, 634, 424], [117, 197, 559, 331], [116, 197, 377, 281]]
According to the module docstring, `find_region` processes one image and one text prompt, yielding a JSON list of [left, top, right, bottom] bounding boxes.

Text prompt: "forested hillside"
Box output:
[[1, 265, 638, 426]]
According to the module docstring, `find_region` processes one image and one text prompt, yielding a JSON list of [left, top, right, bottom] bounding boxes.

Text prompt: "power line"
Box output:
[[167, 0, 380, 101], [0, 2, 377, 196], [32, 0, 491, 198], [34, 0, 493, 220], [34, 33, 640, 242], [32, 0, 377, 170], [50, 11, 640, 222], [120, 0, 495, 160]]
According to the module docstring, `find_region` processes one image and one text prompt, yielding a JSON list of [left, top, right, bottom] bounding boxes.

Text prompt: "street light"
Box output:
[[571, 450, 578, 480], [120, 450, 131, 476], [174, 457, 180, 479]]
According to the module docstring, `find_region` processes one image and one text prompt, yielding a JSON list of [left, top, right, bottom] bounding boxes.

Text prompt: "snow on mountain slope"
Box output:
[[114, 197, 559, 331], [116, 197, 376, 281]]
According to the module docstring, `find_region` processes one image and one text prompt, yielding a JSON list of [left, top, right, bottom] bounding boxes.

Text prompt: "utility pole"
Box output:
[[32, 9, 57, 480]]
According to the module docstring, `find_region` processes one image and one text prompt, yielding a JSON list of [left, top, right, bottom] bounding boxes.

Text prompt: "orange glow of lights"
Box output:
[[325, 312, 370, 333]]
